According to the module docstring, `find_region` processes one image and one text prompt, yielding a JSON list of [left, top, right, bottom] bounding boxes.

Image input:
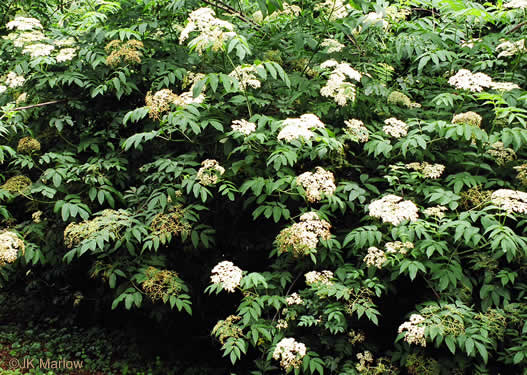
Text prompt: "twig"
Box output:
[[201, 0, 262, 31], [270, 272, 303, 323], [11, 99, 69, 112], [300, 2, 337, 76], [345, 33, 363, 55], [507, 22, 526, 35]]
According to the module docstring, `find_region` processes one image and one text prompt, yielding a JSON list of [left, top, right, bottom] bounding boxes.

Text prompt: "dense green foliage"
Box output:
[[1, 0, 527, 373]]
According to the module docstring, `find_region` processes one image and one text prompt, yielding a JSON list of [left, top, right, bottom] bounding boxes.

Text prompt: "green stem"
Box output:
[[19, 192, 55, 205], [456, 241, 491, 256], [300, 0, 337, 76], [58, 131, 76, 148], [224, 51, 252, 117]]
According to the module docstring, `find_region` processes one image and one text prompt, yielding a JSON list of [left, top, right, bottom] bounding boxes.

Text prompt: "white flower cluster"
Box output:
[[398, 314, 427, 347], [16, 92, 27, 105], [452, 111, 482, 127], [4, 16, 75, 64], [423, 206, 448, 219], [363, 246, 386, 268], [315, 0, 351, 20], [503, 0, 527, 8], [496, 39, 526, 58], [386, 6, 411, 22], [229, 65, 261, 90], [276, 212, 332, 257], [197, 159, 225, 186], [305, 270, 334, 286], [383, 117, 409, 138], [266, 3, 302, 19], [6, 17, 42, 31], [489, 81, 521, 91], [299, 211, 332, 240], [348, 330, 366, 345], [321, 38, 345, 53], [4, 72, 25, 88], [363, 12, 389, 28], [183, 72, 206, 90], [272, 337, 307, 370], [296, 167, 336, 202], [231, 119, 256, 135], [252, 10, 265, 23], [55, 47, 77, 62], [178, 91, 206, 106], [0, 86, 6, 94], [55, 38, 76, 47], [448, 69, 492, 92], [277, 113, 325, 142], [182, 73, 207, 102], [385, 241, 414, 254], [255, 3, 302, 22], [387, 91, 412, 107], [405, 162, 445, 179], [146, 88, 204, 119], [145, 89, 177, 119], [320, 60, 361, 106], [356, 351, 374, 372], [210, 260, 243, 292], [32, 211, 43, 223], [4, 30, 45, 47], [344, 119, 369, 142], [22, 43, 55, 58], [491, 189, 527, 214], [487, 141, 516, 166], [281, 3, 302, 16], [514, 164, 527, 185], [448, 69, 520, 92], [276, 319, 288, 330], [368, 195, 419, 226], [179, 7, 236, 54], [286, 292, 303, 305], [0, 231, 25, 266]]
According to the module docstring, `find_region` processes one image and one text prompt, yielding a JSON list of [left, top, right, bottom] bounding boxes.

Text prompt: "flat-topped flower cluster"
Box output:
[[231, 119, 256, 135], [179, 7, 236, 54], [448, 69, 520, 92], [364, 241, 414, 268], [5, 16, 77, 61], [276, 212, 332, 257], [229, 65, 261, 90], [398, 314, 427, 347], [197, 159, 225, 186], [272, 337, 307, 370], [210, 261, 243, 292], [0, 231, 25, 266], [404, 162, 445, 179], [320, 60, 362, 106], [368, 195, 419, 225], [305, 270, 334, 286], [491, 189, 527, 214], [277, 113, 325, 142], [345, 119, 369, 142], [383, 118, 408, 138], [296, 167, 336, 202]]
